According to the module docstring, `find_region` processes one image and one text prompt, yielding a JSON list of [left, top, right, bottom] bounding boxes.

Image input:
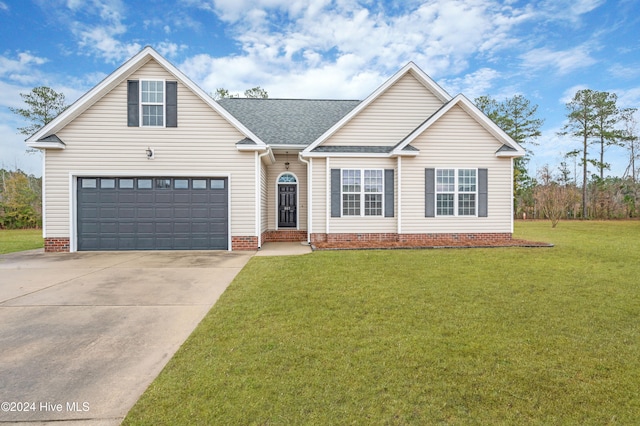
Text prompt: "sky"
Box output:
[[1, 0, 639, 179]]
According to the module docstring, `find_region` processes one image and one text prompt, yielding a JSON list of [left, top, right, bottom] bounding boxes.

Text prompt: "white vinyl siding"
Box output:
[[322, 72, 444, 147], [400, 105, 513, 233], [311, 158, 327, 233], [44, 59, 257, 240]]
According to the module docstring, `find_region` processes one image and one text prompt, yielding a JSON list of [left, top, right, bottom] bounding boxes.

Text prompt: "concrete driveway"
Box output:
[[0, 249, 253, 425]]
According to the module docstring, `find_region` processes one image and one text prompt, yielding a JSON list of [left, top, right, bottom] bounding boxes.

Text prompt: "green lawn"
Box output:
[[0, 229, 43, 254], [124, 221, 640, 425]]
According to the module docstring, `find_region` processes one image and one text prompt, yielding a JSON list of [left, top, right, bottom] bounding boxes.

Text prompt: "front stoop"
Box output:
[[262, 230, 307, 243]]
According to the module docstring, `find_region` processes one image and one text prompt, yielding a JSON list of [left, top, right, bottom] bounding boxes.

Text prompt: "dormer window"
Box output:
[[141, 80, 164, 126], [127, 79, 177, 128]]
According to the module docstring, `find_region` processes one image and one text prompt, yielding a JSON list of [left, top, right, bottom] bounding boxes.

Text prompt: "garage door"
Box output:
[[77, 177, 228, 250]]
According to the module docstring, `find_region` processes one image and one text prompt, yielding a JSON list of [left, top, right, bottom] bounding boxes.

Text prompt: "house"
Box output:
[[26, 47, 525, 252]]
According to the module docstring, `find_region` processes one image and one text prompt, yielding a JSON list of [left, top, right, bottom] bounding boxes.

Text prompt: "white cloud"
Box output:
[[614, 87, 640, 110], [155, 42, 188, 58], [178, 0, 535, 103], [65, 0, 84, 10], [538, 0, 605, 23], [0, 80, 31, 109], [440, 68, 502, 100], [180, 52, 381, 99], [0, 1, 8, 11], [47, 0, 142, 63], [72, 21, 141, 63], [0, 52, 48, 83], [520, 45, 597, 75], [608, 63, 640, 80], [560, 84, 590, 103], [196, 0, 330, 22]]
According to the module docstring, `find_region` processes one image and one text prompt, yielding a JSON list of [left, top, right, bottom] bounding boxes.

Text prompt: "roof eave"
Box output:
[[302, 152, 392, 158], [236, 144, 275, 163], [391, 150, 420, 157], [269, 144, 308, 152], [496, 151, 525, 158], [26, 141, 66, 150]]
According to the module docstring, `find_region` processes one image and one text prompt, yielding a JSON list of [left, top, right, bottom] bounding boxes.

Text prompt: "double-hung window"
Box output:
[[342, 169, 383, 216], [141, 80, 164, 126], [436, 168, 477, 216]]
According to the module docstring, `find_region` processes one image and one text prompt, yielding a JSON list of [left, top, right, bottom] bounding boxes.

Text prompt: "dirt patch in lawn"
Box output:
[[312, 238, 553, 250]]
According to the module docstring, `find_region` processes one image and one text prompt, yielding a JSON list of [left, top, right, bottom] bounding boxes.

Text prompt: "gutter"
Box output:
[[298, 153, 311, 244]]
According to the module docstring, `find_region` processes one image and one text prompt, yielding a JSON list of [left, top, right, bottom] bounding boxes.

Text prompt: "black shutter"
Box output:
[[331, 169, 341, 218], [425, 168, 435, 217], [127, 80, 139, 127], [384, 169, 394, 217], [166, 81, 177, 127], [478, 168, 488, 217]]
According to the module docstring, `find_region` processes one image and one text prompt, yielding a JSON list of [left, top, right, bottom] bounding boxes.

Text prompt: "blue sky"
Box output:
[[1, 0, 639, 179]]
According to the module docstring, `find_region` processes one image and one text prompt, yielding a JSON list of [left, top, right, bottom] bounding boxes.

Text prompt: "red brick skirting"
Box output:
[[311, 232, 519, 249], [262, 230, 308, 243], [231, 236, 259, 250], [398, 232, 512, 244], [44, 237, 71, 253]]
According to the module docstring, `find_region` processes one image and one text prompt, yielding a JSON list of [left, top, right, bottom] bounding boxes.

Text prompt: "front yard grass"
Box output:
[[124, 221, 640, 424], [0, 229, 43, 254]]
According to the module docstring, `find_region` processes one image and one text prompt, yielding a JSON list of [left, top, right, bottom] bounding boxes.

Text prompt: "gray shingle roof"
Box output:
[[37, 134, 65, 145], [236, 137, 256, 145], [217, 98, 361, 146], [311, 145, 395, 153], [497, 144, 517, 152]]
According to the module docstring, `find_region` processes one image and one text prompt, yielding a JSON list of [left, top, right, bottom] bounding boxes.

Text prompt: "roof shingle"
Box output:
[[217, 98, 361, 146]]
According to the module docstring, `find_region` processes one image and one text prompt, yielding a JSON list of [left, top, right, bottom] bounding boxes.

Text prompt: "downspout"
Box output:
[[257, 148, 272, 249], [397, 156, 402, 234], [42, 150, 47, 239], [298, 153, 311, 244], [326, 157, 330, 235], [510, 157, 514, 234]]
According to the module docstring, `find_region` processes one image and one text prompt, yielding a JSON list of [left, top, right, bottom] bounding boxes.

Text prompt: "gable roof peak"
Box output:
[[391, 93, 526, 157], [303, 61, 452, 153], [26, 46, 266, 147]]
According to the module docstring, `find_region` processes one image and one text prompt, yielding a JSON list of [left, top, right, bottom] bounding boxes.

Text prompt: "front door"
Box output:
[[278, 184, 297, 228]]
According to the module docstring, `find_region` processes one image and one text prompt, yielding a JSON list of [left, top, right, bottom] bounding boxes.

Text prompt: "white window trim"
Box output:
[[435, 168, 478, 217], [341, 168, 384, 217], [140, 79, 166, 128]]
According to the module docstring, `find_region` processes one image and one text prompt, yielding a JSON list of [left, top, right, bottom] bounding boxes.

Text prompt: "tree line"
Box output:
[[5, 84, 639, 229], [0, 169, 42, 229], [475, 89, 638, 226]]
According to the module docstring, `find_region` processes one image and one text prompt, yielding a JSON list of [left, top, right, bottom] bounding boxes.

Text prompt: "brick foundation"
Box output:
[[231, 236, 259, 250], [311, 232, 512, 247], [44, 237, 71, 253], [262, 229, 308, 243]]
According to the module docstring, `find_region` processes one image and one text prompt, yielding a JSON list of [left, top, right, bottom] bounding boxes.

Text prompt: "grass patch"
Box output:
[[0, 229, 43, 254], [124, 221, 640, 424]]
